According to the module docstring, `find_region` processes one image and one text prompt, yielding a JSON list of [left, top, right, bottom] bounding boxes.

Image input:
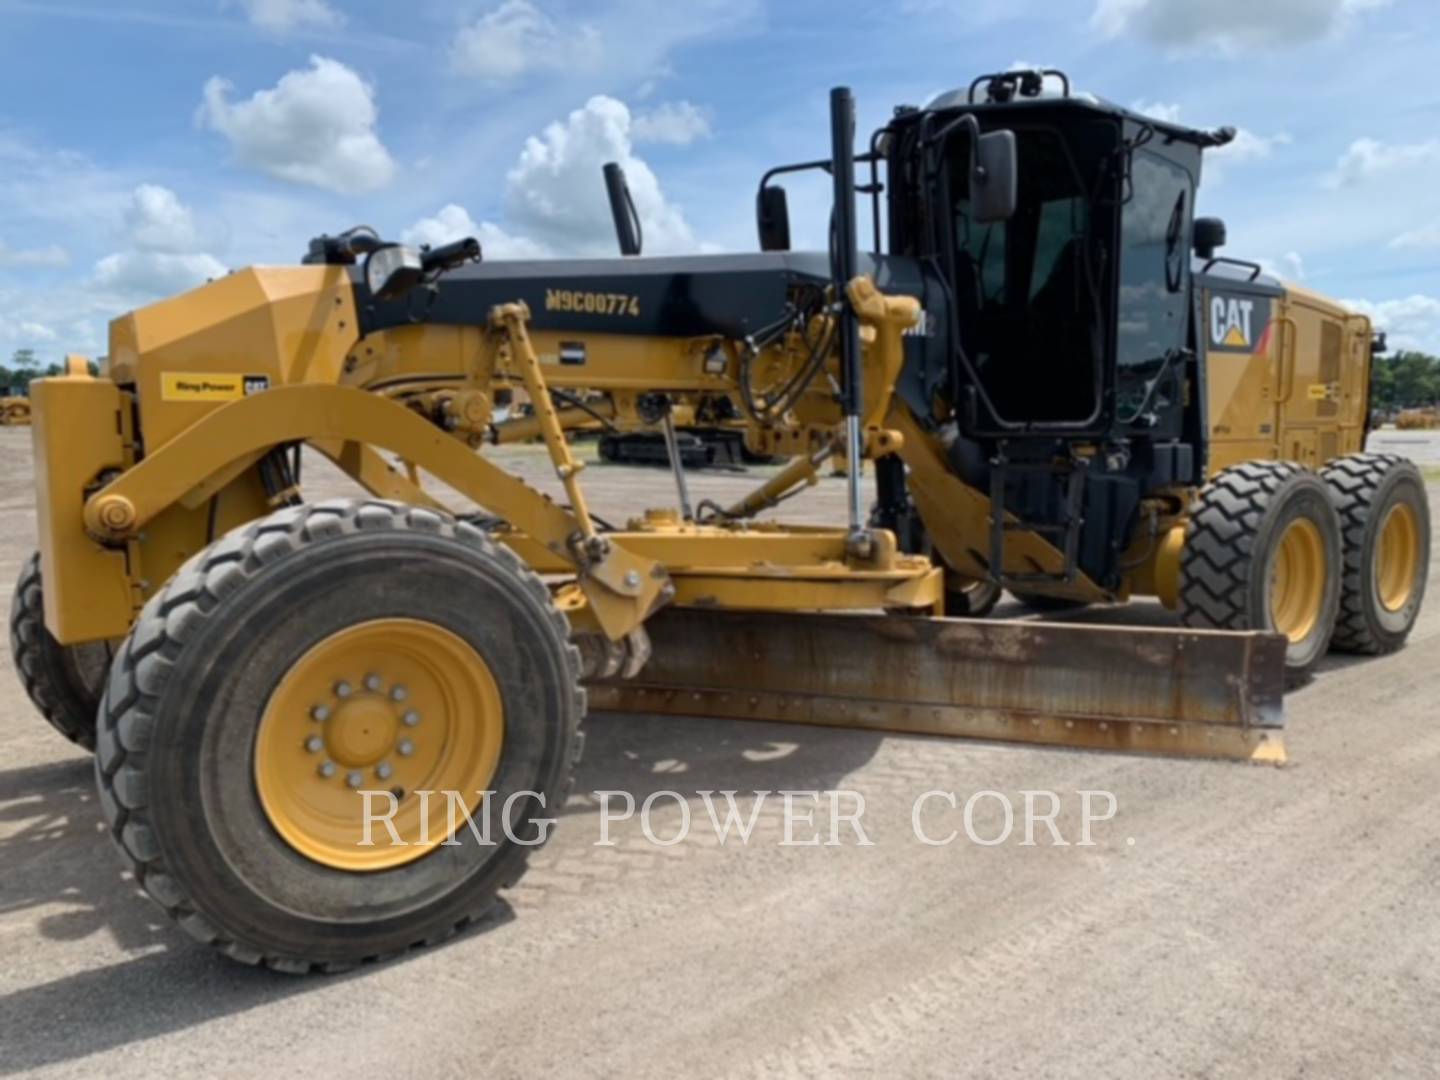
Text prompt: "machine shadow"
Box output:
[[563, 710, 889, 816], [0, 714, 885, 1074], [0, 757, 169, 948], [0, 755, 515, 1075]]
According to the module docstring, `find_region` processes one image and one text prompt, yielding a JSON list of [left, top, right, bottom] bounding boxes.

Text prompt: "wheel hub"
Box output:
[[254, 618, 504, 871], [326, 697, 399, 766], [1269, 517, 1325, 644], [1376, 502, 1419, 613]]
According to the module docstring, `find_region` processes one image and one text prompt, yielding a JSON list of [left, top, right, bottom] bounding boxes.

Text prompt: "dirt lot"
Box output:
[[1, 428, 1438, 1079]]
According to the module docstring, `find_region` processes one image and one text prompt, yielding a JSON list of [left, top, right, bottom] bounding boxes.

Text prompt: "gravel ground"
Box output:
[[1, 427, 1437, 1079]]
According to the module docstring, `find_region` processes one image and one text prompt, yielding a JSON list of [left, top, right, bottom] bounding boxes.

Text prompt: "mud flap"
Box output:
[[587, 609, 1288, 763]]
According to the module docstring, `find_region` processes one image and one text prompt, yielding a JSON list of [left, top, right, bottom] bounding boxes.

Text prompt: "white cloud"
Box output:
[[92, 185, 227, 301], [631, 101, 712, 146], [449, 0, 601, 82], [1257, 251, 1306, 281], [0, 239, 69, 268], [1390, 220, 1440, 250], [124, 183, 201, 253], [93, 251, 227, 298], [1127, 101, 1289, 175], [402, 204, 549, 260], [449, 0, 759, 86], [503, 96, 700, 255], [1325, 137, 1440, 188], [1131, 99, 1183, 124], [1213, 127, 1293, 164], [1342, 294, 1440, 354], [198, 55, 397, 195], [1093, 0, 1385, 48], [235, 0, 343, 32], [0, 318, 58, 345], [404, 97, 708, 258]]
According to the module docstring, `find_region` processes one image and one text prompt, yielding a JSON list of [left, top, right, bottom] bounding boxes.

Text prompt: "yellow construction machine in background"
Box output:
[[0, 393, 31, 425]]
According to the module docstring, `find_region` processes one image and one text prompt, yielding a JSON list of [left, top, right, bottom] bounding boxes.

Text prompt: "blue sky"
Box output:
[[1, 0, 1437, 362]]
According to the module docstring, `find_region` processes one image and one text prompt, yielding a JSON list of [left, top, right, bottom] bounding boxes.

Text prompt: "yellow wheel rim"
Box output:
[[254, 618, 503, 871], [1269, 518, 1326, 643], [1376, 502, 1420, 613]]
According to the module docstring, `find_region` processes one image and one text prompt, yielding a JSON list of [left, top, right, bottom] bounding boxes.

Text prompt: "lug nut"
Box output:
[[390, 685, 408, 702], [376, 762, 393, 780], [402, 710, 421, 727], [364, 674, 382, 692], [346, 771, 363, 788], [311, 705, 330, 722], [335, 680, 353, 699], [304, 735, 323, 753], [397, 739, 415, 757], [318, 761, 337, 778]]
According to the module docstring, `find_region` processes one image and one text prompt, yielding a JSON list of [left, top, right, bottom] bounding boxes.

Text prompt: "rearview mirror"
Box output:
[[757, 185, 791, 252], [971, 129, 1017, 224]]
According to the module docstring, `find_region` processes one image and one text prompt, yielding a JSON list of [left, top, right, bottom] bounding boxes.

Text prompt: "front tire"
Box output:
[[1321, 453, 1430, 654], [95, 499, 584, 972], [9, 552, 111, 750], [1180, 461, 1342, 682]]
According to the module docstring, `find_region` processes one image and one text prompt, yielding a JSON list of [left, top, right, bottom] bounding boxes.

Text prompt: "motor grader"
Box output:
[[0, 391, 32, 425], [10, 71, 1429, 971]]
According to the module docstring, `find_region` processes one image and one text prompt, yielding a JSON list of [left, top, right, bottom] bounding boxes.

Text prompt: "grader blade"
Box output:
[[588, 609, 1288, 763]]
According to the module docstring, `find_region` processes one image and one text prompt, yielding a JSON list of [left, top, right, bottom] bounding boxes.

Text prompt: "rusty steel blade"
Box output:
[[587, 609, 1288, 763]]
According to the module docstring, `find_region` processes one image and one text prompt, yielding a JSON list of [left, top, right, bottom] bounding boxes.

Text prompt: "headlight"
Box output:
[[364, 244, 424, 300]]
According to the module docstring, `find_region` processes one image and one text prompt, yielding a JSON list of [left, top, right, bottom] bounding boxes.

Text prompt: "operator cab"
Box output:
[[884, 70, 1229, 444], [748, 71, 1243, 592]]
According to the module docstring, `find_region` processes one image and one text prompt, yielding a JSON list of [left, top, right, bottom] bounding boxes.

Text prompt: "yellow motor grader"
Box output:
[[11, 72, 1429, 971], [0, 393, 32, 425]]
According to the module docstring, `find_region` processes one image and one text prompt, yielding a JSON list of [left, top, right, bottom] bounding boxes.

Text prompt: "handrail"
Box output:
[[1274, 315, 1299, 405]]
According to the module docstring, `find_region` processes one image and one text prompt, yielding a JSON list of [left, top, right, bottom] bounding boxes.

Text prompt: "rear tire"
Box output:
[[1179, 461, 1342, 682], [94, 499, 584, 972], [1320, 452, 1430, 654], [9, 552, 111, 750]]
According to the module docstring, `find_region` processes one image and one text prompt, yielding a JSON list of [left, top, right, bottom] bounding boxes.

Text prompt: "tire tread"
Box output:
[[1320, 452, 1428, 654], [9, 552, 104, 749], [94, 498, 585, 973]]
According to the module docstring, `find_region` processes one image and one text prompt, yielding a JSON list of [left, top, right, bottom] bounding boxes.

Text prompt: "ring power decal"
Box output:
[[161, 373, 271, 402]]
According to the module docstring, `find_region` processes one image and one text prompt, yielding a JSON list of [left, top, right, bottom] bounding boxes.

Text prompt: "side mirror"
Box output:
[[757, 185, 791, 252], [1193, 216, 1226, 260], [970, 129, 1017, 224]]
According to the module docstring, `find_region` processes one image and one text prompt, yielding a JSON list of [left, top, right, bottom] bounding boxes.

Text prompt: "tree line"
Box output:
[[1, 349, 59, 394], [1370, 351, 1440, 414], [5, 346, 1439, 409], [1, 349, 99, 393]]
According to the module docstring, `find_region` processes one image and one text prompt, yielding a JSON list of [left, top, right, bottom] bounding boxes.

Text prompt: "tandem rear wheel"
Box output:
[[1320, 452, 1430, 654], [94, 499, 585, 972], [1179, 456, 1429, 682], [1180, 461, 1343, 683]]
